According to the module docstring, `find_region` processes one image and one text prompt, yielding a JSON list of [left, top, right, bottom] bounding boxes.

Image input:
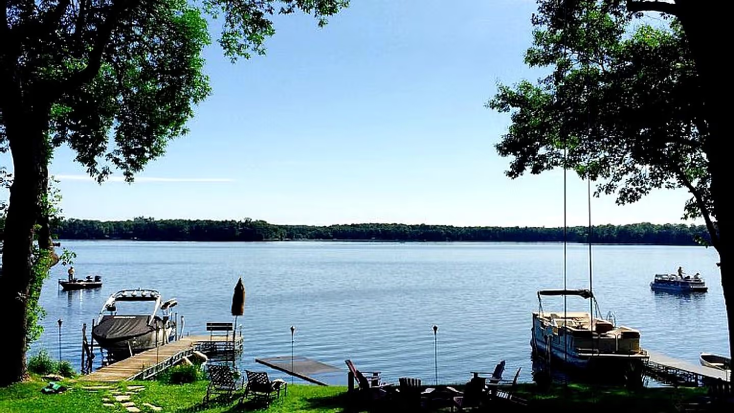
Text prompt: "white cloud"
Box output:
[[54, 174, 234, 183]]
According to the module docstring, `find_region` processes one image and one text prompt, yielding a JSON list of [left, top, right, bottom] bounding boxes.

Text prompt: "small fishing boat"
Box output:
[[700, 353, 731, 371], [91, 289, 178, 359], [531, 289, 649, 381], [58, 275, 103, 290], [650, 273, 707, 293]]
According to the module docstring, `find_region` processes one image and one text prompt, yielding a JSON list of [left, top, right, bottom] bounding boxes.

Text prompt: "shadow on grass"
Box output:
[[174, 394, 242, 412], [227, 392, 349, 412], [300, 392, 350, 411], [515, 383, 724, 413]]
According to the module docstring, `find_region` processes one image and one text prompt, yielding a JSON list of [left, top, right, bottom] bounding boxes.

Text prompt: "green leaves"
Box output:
[[203, 0, 349, 61], [489, 0, 710, 223], [3, 0, 349, 183]]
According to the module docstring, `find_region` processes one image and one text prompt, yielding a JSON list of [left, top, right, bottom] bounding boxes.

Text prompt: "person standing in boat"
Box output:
[[677, 266, 684, 279], [67, 266, 75, 282]]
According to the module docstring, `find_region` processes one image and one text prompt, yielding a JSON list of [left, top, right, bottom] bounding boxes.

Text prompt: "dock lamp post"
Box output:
[[57, 319, 63, 361], [290, 326, 295, 385], [433, 325, 438, 385]]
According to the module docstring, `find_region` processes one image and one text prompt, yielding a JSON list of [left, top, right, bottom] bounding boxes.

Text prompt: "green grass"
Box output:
[[0, 377, 349, 413], [0, 376, 720, 413], [0, 379, 112, 413]]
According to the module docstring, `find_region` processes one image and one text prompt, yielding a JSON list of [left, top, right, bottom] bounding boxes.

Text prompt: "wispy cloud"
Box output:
[[54, 174, 234, 183]]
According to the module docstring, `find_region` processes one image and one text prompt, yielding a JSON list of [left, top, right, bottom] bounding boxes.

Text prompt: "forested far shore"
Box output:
[[29, 218, 713, 246]]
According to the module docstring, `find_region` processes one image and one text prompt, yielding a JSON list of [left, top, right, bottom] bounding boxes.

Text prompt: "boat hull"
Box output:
[[59, 280, 102, 290], [700, 353, 731, 371], [650, 282, 707, 293]]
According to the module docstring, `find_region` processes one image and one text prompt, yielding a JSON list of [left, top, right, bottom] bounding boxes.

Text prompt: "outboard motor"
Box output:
[[94, 275, 102, 282]]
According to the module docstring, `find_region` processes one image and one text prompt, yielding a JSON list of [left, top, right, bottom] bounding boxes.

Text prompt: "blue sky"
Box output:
[[11, 0, 696, 226]]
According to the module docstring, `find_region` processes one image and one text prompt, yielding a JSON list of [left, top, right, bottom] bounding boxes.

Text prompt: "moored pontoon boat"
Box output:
[[531, 289, 648, 381]]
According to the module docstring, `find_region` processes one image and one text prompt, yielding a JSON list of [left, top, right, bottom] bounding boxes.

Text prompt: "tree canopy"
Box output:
[[0, 0, 349, 386], [489, 0, 733, 365], [488, 0, 716, 246]]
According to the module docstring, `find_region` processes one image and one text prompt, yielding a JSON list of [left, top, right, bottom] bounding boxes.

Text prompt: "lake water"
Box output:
[[33, 241, 726, 386]]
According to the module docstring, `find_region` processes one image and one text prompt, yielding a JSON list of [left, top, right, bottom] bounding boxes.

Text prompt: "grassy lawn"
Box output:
[[0, 375, 720, 413], [0, 377, 348, 413]]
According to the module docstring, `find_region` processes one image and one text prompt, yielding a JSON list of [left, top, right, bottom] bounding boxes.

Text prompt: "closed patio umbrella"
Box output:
[[231, 278, 245, 368], [232, 277, 245, 316]]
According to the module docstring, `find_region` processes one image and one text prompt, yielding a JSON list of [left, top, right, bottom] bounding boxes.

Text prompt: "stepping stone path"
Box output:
[[82, 384, 163, 412]]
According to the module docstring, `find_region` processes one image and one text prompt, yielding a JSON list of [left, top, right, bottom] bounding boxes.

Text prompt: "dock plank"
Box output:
[[80, 335, 242, 382], [646, 350, 730, 382]]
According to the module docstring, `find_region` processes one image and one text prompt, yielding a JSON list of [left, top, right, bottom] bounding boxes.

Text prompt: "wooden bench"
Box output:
[[206, 322, 234, 341]]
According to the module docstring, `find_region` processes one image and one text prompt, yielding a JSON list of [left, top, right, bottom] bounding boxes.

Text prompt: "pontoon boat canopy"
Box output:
[[537, 289, 594, 299]]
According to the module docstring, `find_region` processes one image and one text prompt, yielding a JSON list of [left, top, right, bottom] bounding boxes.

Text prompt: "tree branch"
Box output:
[[1, 0, 7, 33], [74, 0, 87, 50], [626, 0, 679, 16], [43, 0, 72, 30], [675, 164, 719, 249], [52, 0, 133, 98]]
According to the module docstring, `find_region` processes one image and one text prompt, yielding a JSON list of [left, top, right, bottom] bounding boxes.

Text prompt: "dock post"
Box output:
[[81, 323, 86, 374]]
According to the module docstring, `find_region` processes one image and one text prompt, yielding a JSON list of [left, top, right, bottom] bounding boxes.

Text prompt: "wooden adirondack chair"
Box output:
[[397, 377, 426, 410], [452, 375, 488, 412], [488, 367, 527, 407], [345, 359, 391, 405]]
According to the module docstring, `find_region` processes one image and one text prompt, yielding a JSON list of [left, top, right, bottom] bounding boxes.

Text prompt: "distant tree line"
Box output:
[[23, 217, 711, 246]]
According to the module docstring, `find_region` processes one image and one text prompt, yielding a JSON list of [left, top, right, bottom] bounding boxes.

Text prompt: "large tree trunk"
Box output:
[[0, 113, 50, 386], [675, 2, 734, 359]]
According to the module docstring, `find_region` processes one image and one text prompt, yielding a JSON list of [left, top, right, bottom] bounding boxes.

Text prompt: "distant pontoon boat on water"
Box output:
[[650, 272, 707, 293]]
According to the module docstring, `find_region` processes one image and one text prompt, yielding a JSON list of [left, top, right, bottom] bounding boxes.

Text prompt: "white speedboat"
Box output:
[[531, 289, 648, 381], [92, 289, 178, 359]]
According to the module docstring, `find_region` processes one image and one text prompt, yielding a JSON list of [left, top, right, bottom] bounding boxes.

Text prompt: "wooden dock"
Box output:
[[255, 356, 341, 386], [644, 350, 730, 386], [80, 335, 243, 382]]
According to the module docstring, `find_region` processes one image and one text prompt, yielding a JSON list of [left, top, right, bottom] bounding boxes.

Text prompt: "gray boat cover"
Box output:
[[92, 315, 153, 342], [537, 289, 594, 299]]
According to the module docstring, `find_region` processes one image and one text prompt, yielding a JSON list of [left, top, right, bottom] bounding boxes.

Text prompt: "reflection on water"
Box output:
[[651, 289, 708, 303], [32, 241, 725, 386]]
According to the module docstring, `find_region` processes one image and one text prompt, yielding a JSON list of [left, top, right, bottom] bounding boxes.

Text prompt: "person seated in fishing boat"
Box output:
[[694, 272, 701, 279], [67, 266, 76, 282]]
